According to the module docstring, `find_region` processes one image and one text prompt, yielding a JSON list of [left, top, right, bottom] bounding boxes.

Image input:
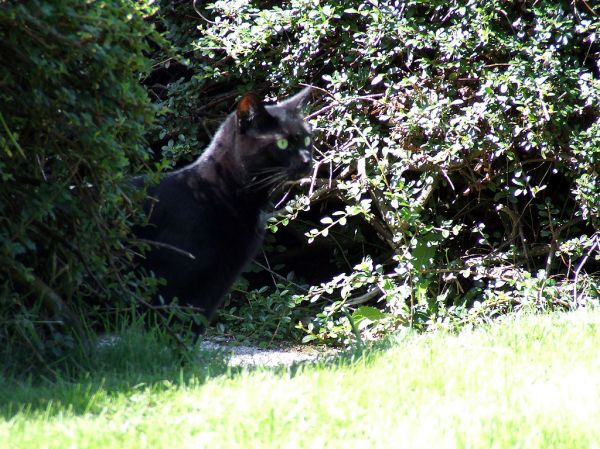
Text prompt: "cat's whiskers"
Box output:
[[245, 171, 287, 191], [269, 173, 296, 194], [252, 166, 282, 174], [249, 167, 283, 178], [266, 175, 289, 193], [245, 175, 281, 190]]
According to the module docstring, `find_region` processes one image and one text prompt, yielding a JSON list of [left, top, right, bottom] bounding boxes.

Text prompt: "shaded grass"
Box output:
[[1, 310, 600, 448], [0, 323, 230, 418]]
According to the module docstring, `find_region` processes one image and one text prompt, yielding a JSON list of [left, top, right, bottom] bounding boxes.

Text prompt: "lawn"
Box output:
[[1, 310, 599, 448]]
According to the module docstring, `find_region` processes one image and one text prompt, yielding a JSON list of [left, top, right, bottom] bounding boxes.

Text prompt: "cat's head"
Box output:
[[234, 88, 314, 189]]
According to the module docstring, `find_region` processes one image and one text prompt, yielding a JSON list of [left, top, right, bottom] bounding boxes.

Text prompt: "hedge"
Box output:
[[0, 0, 156, 372]]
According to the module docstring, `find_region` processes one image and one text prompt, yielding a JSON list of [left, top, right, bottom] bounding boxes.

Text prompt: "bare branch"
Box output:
[[136, 238, 196, 260]]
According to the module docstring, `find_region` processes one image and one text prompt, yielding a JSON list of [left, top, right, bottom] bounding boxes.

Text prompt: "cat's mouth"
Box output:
[[287, 165, 312, 180], [287, 155, 313, 179]]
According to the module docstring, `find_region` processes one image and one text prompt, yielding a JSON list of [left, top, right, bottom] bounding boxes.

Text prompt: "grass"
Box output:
[[1, 310, 600, 448]]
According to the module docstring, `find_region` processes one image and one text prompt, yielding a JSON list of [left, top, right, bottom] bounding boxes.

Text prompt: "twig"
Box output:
[[538, 90, 550, 122], [273, 184, 294, 209], [580, 0, 597, 16], [261, 250, 279, 291], [137, 238, 196, 260], [512, 204, 532, 270], [439, 167, 455, 191], [573, 235, 599, 307], [346, 288, 381, 306], [299, 83, 336, 100], [484, 63, 512, 68], [193, 0, 217, 25], [252, 260, 378, 308], [0, 111, 26, 158], [306, 94, 384, 120], [308, 159, 322, 197], [544, 202, 559, 276], [497, 204, 519, 242], [252, 260, 315, 297]]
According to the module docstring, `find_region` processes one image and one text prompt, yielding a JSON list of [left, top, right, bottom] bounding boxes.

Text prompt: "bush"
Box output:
[[4, 0, 597, 360], [0, 0, 157, 373], [150, 0, 599, 344]]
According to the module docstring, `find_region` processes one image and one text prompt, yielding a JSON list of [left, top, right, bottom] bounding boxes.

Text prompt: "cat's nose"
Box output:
[[290, 149, 312, 175], [297, 149, 312, 172], [299, 149, 312, 165]]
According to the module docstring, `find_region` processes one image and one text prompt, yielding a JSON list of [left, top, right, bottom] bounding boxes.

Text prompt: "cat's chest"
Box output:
[[187, 192, 264, 253], [210, 210, 263, 244], [197, 207, 264, 274], [148, 172, 267, 260]]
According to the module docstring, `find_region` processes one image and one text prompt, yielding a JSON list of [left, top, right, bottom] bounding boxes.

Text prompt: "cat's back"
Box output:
[[145, 167, 263, 256]]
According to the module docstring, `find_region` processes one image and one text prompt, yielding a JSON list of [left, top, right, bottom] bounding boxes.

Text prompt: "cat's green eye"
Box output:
[[276, 138, 289, 150], [304, 136, 311, 147]]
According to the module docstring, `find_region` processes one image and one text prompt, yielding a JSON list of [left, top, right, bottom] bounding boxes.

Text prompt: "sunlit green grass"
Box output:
[[2, 310, 600, 448]]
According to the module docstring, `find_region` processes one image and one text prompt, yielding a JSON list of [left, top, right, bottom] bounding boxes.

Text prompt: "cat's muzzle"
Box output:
[[289, 159, 312, 178]]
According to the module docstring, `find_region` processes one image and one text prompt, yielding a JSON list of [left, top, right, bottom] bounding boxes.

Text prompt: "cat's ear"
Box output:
[[279, 86, 313, 112], [236, 93, 270, 133]]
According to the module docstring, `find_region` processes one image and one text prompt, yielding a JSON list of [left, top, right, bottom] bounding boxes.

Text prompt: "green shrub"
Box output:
[[150, 0, 599, 344], [0, 0, 157, 373]]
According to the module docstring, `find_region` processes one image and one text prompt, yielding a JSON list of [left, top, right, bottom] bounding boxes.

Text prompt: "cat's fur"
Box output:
[[134, 89, 313, 328]]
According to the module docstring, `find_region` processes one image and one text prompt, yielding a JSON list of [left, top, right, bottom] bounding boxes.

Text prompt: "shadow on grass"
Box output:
[[0, 325, 232, 420], [0, 325, 400, 420]]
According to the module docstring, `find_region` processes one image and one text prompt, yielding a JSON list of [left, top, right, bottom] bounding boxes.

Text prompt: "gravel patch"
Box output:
[[199, 336, 338, 367], [97, 334, 336, 368]]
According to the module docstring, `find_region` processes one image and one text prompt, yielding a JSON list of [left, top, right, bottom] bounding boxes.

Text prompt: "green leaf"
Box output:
[[352, 306, 388, 326], [411, 233, 442, 270]]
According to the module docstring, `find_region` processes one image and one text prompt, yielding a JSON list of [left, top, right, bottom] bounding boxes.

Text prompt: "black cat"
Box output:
[[134, 88, 313, 328]]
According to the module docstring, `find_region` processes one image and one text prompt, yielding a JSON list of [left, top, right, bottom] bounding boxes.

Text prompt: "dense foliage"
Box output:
[[0, 0, 156, 371], [151, 0, 599, 343], [1, 0, 599, 367]]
